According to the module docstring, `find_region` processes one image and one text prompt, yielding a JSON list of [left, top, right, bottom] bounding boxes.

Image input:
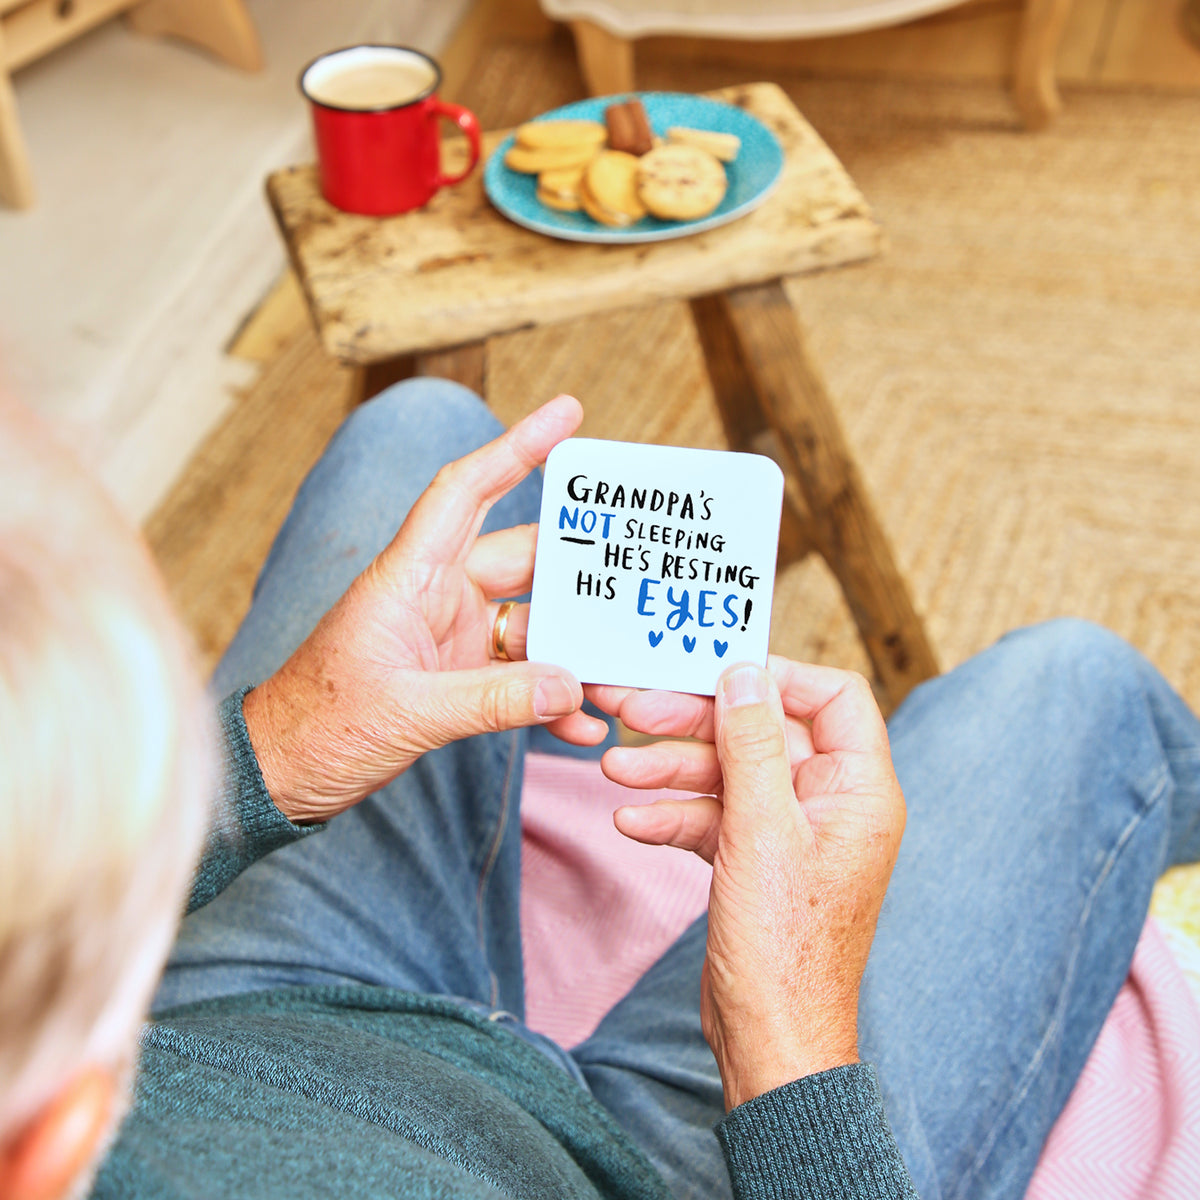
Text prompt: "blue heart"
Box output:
[[682, 635, 696, 653], [648, 630, 664, 647], [713, 640, 729, 657]]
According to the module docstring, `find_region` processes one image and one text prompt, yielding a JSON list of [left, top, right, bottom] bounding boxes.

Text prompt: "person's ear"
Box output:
[[0, 1067, 116, 1200]]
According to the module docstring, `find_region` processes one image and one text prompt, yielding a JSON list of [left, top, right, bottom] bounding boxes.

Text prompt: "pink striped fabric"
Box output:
[[518, 751, 1200, 1197]]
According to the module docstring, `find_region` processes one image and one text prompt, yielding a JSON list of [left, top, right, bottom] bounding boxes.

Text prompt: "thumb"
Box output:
[[714, 663, 797, 835], [412, 662, 583, 749]]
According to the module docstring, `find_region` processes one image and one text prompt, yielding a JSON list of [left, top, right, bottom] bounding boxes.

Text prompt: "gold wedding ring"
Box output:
[[492, 600, 519, 661]]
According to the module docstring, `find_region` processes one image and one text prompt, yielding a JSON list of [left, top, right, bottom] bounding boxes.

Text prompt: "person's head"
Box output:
[[0, 396, 211, 1199]]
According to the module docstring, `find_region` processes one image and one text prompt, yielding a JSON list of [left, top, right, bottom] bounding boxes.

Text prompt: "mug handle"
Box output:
[[433, 100, 482, 188]]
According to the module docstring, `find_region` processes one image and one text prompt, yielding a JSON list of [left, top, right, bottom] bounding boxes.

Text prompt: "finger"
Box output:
[[769, 657, 889, 757], [490, 601, 529, 662], [586, 686, 715, 739], [614, 797, 723, 864], [604, 741, 721, 793], [411, 661, 582, 749], [602, 712, 815, 794], [468, 524, 537, 596], [392, 395, 583, 563], [581, 682, 640, 715], [715, 663, 800, 839], [542, 707, 612, 746]]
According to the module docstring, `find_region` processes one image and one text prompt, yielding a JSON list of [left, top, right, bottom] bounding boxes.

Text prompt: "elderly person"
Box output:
[[2, 380, 1199, 1200]]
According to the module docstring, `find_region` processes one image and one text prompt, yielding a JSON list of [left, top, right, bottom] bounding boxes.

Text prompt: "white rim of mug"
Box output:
[[299, 44, 442, 114]]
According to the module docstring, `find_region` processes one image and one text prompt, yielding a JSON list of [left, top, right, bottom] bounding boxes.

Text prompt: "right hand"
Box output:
[[590, 660, 906, 1110], [242, 395, 609, 826]]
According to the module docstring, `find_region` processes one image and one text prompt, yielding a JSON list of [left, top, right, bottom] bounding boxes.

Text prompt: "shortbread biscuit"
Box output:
[[515, 119, 606, 152], [538, 188, 581, 212], [636, 144, 726, 221], [582, 151, 646, 226], [666, 125, 741, 163], [504, 141, 600, 175], [537, 165, 585, 212]]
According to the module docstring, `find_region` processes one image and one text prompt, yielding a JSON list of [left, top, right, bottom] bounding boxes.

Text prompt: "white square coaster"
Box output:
[[526, 438, 784, 695]]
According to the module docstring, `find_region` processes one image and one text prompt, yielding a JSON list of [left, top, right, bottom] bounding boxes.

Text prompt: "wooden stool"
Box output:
[[266, 82, 939, 711], [0, 0, 261, 209]]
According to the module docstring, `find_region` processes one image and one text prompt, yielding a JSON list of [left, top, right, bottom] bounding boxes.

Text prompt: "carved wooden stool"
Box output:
[[267, 82, 938, 710]]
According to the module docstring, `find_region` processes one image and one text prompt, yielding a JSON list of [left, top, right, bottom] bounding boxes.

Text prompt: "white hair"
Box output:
[[0, 399, 212, 1140]]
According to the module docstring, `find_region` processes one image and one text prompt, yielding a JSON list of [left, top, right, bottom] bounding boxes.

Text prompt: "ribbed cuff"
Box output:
[[186, 686, 324, 912], [715, 1063, 918, 1200]]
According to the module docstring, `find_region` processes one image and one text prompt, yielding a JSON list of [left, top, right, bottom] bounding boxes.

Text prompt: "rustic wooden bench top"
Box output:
[[266, 82, 882, 365]]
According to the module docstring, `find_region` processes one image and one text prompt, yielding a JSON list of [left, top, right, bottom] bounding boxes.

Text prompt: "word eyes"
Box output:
[[636, 580, 752, 631]]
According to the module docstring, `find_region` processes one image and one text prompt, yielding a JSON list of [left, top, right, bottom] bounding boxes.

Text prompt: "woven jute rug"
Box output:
[[452, 45, 1200, 710]]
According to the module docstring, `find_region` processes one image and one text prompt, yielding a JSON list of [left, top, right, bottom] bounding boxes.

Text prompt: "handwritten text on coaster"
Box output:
[[526, 438, 784, 694]]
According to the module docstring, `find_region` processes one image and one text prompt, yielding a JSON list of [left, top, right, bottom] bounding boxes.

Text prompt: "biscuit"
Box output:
[[537, 188, 582, 212], [636, 144, 726, 221], [582, 151, 646, 226], [537, 165, 584, 212], [515, 119, 607, 152], [666, 126, 741, 163], [504, 141, 600, 175], [605, 98, 654, 157]]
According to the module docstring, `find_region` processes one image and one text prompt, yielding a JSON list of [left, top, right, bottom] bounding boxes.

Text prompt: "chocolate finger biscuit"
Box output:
[[605, 98, 654, 157]]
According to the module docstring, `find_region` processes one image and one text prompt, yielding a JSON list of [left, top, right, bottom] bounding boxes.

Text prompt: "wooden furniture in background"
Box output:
[[266, 81, 939, 709], [543, 0, 1075, 129], [0, 0, 261, 209]]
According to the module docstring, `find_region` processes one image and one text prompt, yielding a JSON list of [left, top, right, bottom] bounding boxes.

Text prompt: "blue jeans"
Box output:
[[156, 379, 1200, 1200]]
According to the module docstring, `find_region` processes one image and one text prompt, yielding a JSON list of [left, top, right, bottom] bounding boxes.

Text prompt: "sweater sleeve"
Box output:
[[715, 1062, 919, 1200], [186, 686, 325, 913]]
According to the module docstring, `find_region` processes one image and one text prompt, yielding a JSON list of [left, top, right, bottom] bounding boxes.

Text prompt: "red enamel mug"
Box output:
[[300, 45, 482, 216]]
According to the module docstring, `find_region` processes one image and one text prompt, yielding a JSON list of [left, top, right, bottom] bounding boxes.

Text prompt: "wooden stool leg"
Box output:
[[1013, 0, 1074, 129], [569, 20, 635, 95], [127, 0, 264, 71], [350, 342, 487, 407], [0, 38, 35, 209], [717, 282, 938, 710], [690, 293, 815, 567]]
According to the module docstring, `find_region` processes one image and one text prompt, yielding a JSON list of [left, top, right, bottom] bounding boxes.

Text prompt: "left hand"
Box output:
[[585, 659, 905, 1109], [243, 394, 610, 824]]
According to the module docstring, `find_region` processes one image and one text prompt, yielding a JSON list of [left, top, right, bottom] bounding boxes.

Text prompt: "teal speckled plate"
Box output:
[[484, 93, 784, 244]]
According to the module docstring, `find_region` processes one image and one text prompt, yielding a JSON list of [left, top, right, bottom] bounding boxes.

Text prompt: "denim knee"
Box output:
[[338, 377, 500, 454], [994, 618, 1143, 694]]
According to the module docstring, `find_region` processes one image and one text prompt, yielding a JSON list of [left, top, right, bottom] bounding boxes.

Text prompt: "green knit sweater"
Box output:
[[90, 694, 918, 1199]]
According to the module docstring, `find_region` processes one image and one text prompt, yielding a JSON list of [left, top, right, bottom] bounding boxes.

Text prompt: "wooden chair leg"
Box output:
[[349, 356, 416, 408], [1013, 0, 1074, 129], [690, 293, 815, 567], [569, 19, 634, 96], [349, 342, 487, 407], [415, 342, 487, 400], [0, 38, 35, 209], [715, 282, 939, 710], [127, 0, 263, 72]]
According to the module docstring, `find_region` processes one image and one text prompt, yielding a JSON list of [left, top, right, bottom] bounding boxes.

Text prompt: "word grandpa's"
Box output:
[[527, 439, 784, 695], [560, 473, 762, 592]]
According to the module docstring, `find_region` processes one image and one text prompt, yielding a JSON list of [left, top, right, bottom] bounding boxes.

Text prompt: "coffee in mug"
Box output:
[[300, 45, 482, 216]]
